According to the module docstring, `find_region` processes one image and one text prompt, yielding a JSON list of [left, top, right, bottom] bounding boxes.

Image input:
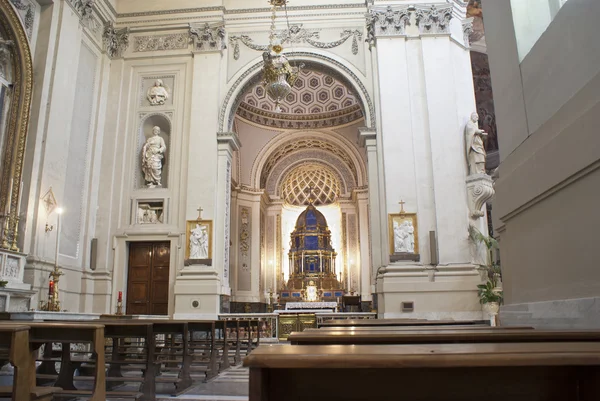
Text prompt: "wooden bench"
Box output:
[[318, 318, 482, 328], [0, 322, 105, 401], [288, 329, 600, 345], [308, 324, 521, 332], [245, 342, 600, 401], [0, 324, 61, 401]]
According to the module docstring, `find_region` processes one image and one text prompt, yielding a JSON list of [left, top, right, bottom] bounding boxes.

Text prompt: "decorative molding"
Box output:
[[462, 17, 474, 48], [8, 0, 34, 39], [466, 174, 495, 219], [365, 5, 411, 48], [414, 4, 453, 35], [229, 25, 362, 61], [223, 160, 231, 281], [239, 207, 250, 262], [133, 33, 188, 52], [103, 22, 130, 58], [189, 22, 226, 52]]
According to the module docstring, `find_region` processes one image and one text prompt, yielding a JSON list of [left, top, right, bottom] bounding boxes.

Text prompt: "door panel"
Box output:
[[127, 242, 170, 315]]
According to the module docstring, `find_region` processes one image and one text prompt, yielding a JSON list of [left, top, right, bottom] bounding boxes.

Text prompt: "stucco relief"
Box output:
[[223, 160, 231, 280], [134, 33, 188, 52], [414, 5, 453, 34], [103, 22, 129, 59], [9, 0, 34, 39], [189, 23, 227, 52]]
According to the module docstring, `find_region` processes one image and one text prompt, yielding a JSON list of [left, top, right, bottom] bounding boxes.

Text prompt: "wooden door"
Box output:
[[126, 242, 170, 315]]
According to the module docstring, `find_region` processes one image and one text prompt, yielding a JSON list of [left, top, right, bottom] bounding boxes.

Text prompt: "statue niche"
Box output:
[[138, 115, 170, 189], [281, 199, 344, 304]]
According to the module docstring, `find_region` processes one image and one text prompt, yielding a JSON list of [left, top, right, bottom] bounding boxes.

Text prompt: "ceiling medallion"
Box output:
[[262, 0, 302, 113]]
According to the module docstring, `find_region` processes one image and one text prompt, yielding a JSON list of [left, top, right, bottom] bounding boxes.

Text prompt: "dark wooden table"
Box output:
[[288, 329, 600, 345], [245, 342, 600, 401]]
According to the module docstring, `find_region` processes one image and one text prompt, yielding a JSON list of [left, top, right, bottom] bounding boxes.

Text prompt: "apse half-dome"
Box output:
[[281, 164, 340, 206]]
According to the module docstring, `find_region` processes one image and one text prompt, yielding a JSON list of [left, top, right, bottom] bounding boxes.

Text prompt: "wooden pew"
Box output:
[[318, 318, 482, 328], [309, 325, 516, 332], [188, 321, 218, 381], [288, 329, 600, 345], [0, 324, 61, 401], [245, 342, 600, 401], [1, 322, 106, 401]]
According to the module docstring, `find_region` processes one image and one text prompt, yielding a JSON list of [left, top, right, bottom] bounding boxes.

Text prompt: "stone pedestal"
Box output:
[[173, 265, 222, 320], [0, 250, 35, 311], [376, 262, 484, 320], [466, 174, 495, 219]]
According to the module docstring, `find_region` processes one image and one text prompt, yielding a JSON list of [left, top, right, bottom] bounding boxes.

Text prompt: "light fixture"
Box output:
[[262, 0, 301, 113]]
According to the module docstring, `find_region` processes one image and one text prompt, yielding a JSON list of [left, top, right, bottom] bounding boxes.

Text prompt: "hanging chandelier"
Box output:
[[262, 0, 301, 113]]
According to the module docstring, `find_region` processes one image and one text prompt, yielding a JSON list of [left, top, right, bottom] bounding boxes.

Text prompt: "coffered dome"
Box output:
[[281, 164, 340, 206]]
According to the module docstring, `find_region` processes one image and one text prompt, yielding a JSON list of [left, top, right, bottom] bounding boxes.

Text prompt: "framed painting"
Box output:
[[388, 213, 419, 256], [185, 220, 213, 260]]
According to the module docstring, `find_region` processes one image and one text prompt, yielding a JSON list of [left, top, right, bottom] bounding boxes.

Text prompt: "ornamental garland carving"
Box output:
[[9, 0, 34, 38], [239, 207, 250, 272], [134, 33, 188, 52], [189, 23, 227, 52], [366, 4, 454, 48], [103, 22, 130, 59], [229, 24, 362, 61]]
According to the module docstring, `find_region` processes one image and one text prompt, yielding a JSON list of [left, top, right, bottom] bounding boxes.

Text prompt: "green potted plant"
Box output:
[[469, 225, 504, 321]]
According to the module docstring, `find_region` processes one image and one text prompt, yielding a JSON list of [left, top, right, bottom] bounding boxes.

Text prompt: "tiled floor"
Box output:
[[157, 365, 249, 401]]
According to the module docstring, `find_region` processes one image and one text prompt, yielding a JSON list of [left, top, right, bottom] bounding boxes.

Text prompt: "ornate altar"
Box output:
[[280, 201, 344, 304]]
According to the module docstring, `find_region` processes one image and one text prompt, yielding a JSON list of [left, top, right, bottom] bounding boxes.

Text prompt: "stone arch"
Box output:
[[252, 130, 367, 191], [0, 0, 34, 228], [219, 50, 376, 133]]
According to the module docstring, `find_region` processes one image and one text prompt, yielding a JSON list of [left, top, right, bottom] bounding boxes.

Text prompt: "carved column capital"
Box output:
[[69, 0, 99, 31], [366, 5, 411, 48], [103, 22, 130, 59], [189, 23, 227, 53], [414, 4, 454, 35], [462, 17, 474, 47]]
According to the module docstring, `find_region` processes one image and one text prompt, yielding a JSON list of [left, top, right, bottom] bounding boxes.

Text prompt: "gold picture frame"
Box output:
[[185, 220, 213, 260], [388, 213, 419, 255]]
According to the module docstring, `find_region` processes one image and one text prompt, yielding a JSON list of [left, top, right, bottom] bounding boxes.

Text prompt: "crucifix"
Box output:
[[399, 200, 406, 214], [196, 206, 204, 221]]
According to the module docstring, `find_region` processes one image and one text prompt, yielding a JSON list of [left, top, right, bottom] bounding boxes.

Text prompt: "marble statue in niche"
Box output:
[[141, 126, 167, 188], [393, 221, 415, 253], [465, 112, 488, 175], [147, 79, 169, 106], [189, 224, 209, 259]]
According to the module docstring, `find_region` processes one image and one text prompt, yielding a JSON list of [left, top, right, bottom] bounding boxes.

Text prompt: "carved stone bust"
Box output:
[[147, 79, 169, 106]]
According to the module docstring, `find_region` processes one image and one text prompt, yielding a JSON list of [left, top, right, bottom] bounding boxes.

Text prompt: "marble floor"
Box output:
[[157, 365, 249, 401]]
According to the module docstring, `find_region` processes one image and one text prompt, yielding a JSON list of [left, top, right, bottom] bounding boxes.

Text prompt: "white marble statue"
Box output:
[[465, 112, 488, 175], [147, 79, 169, 106], [141, 126, 167, 188], [189, 224, 209, 259], [394, 221, 415, 254]]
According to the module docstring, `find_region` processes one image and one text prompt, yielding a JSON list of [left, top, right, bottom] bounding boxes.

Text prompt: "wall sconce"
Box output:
[[45, 223, 54, 233]]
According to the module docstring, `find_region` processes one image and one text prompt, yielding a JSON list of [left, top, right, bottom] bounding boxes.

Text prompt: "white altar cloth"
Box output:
[[285, 302, 337, 310]]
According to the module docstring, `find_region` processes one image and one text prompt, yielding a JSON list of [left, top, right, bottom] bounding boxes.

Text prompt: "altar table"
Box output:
[[285, 302, 337, 310]]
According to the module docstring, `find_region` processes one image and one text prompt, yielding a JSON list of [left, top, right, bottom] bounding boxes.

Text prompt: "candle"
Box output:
[[118, 291, 123, 302], [48, 280, 54, 296]]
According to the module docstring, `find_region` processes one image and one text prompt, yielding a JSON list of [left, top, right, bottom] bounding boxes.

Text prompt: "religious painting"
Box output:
[[388, 213, 419, 256], [185, 220, 213, 260]]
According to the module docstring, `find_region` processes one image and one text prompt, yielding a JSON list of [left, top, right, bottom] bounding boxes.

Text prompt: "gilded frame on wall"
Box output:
[[0, 0, 34, 251], [388, 213, 419, 255], [185, 220, 213, 260]]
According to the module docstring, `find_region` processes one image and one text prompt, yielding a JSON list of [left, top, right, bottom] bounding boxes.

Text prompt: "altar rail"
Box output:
[[218, 312, 377, 342]]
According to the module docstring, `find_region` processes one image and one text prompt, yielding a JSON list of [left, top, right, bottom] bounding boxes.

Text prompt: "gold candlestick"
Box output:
[[116, 301, 123, 316]]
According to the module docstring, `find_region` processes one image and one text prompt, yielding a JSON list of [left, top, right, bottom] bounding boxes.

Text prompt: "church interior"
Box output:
[[0, 0, 598, 400]]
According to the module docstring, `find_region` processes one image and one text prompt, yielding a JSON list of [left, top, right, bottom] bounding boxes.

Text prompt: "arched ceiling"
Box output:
[[236, 68, 364, 128]]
